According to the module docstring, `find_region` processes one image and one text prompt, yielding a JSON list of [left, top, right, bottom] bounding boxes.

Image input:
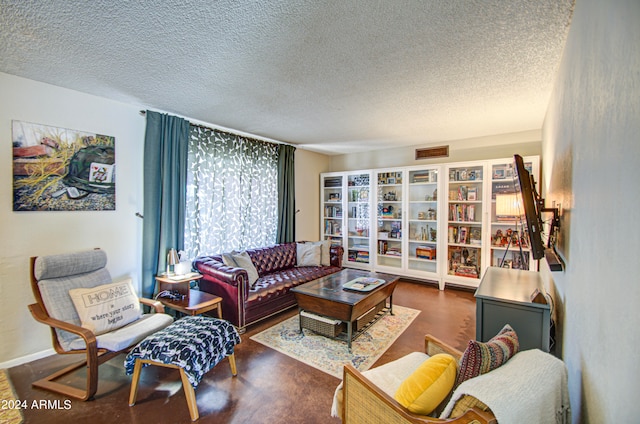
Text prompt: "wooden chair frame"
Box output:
[[28, 256, 166, 401], [342, 335, 497, 424]]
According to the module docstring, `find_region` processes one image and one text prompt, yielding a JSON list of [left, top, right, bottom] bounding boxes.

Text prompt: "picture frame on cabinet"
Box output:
[[387, 177, 396, 184]]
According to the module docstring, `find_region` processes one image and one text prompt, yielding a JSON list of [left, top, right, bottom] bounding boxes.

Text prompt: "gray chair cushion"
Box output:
[[36, 251, 112, 350], [35, 249, 108, 280], [34, 249, 171, 352]]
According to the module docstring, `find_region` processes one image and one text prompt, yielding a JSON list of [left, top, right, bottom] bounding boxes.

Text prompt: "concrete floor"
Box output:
[[9, 280, 476, 424]]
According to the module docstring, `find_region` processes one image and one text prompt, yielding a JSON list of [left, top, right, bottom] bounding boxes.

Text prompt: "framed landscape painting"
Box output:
[[12, 121, 116, 211]]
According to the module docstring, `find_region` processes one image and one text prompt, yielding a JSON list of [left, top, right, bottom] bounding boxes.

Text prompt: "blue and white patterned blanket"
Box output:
[[125, 315, 240, 388]]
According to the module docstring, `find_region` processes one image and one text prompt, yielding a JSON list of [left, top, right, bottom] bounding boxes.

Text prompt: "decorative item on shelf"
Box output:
[[383, 191, 397, 201], [492, 229, 505, 246], [416, 246, 436, 260], [430, 228, 437, 241], [467, 187, 478, 201], [417, 211, 426, 220], [381, 205, 394, 218], [174, 250, 192, 276], [469, 228, 481, 245], [496, 193, 523, 221], [427, 208, 436, 220], [166, 248, 180, 276]]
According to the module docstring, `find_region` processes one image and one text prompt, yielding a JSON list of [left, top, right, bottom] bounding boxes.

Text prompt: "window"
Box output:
[[184, 126, 279, 258]]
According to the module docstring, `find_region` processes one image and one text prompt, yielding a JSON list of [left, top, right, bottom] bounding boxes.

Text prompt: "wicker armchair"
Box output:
[[340, 335, 496, 424]]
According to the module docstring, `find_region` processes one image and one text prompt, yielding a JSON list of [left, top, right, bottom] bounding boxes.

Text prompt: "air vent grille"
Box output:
[[415, 146, 449, 160]]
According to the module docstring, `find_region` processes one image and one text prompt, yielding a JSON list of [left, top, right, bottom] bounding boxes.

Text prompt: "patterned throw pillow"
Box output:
[[455, 324, 519, 387]]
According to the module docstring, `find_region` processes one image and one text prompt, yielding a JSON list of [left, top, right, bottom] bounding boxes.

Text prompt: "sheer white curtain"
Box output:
[[184, 126, 279, 259]]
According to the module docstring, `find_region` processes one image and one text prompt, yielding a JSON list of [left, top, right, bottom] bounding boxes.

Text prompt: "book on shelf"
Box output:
[[457, 186, 468, 201], [457, 226, 468, 244]]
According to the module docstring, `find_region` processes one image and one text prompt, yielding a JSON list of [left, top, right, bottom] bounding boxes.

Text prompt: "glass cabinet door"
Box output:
[[321, 174, 344, 247], [446, 165, 484, 282], [375, 170, 404, 269], [489, 157, 539, 270], [407, 168, 439, 274], [346, 172, 371, 268]]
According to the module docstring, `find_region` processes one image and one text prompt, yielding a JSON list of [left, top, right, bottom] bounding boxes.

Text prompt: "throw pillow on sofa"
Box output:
[[296, 243, 321, 267], [305, 240, 331, 266], [223, 251, 260, 287], [455, 323, 519, 387]]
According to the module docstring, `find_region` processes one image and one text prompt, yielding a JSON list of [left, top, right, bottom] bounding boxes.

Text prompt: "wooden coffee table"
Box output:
[[291, 269, 399, 351]]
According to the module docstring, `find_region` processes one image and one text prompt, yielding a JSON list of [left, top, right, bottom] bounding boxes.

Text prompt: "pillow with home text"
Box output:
[[69, 279, 141, 335]]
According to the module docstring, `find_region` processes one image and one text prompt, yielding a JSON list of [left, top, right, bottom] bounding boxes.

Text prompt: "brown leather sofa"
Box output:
[[193, 242, 343, 332]]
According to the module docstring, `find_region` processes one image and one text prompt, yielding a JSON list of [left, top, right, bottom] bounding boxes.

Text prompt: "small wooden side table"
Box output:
[[155, 273, 223, 318]]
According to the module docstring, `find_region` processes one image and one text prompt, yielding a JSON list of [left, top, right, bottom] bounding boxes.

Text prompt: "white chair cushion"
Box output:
[[331, 351, 429, 418], [67, 313, 174, 352]]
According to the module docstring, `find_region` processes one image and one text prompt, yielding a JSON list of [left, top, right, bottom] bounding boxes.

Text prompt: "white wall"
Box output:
[[541, 0, 640, 422], [294, 149, 331, 241], [0, 72, 331, 366], [329, 130, 542, 172], [0, 72, 147, 365]]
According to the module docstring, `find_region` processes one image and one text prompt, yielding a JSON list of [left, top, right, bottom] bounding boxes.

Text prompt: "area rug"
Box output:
[[250, 305, 419, 378], [0, 369, 23, 424]]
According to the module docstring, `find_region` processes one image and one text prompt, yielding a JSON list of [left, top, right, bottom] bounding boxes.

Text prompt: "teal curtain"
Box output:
[[141, 111, 190, 298], [277, 144, 296, 243]]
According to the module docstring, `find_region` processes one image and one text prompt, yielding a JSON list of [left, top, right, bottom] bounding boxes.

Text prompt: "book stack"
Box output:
[[412, 172, 431, 183]]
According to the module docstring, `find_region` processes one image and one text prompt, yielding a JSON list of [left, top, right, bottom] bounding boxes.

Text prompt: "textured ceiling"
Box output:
[[0, 0, 574, 154]]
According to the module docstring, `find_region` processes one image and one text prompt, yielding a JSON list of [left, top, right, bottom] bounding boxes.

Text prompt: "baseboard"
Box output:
[[0, 348, 55, 369]]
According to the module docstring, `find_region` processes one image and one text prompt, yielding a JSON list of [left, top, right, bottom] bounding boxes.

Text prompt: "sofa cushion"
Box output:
[[247, 265, 341, 303], [394, 353, 457, 415], [69, 279, 142, 335], [296, 243, 321, 266], [305, 240, 331, 266], [230, 251, 259, 287], [456, 324, 519, 386], [221, 253, 238, 268]]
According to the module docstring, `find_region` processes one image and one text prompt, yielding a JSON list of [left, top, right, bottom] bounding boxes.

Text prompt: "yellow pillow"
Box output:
[[393, 353, 458, 415]]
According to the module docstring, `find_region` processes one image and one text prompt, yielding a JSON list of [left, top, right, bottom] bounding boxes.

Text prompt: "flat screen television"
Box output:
[[513, 154, 545, 260]]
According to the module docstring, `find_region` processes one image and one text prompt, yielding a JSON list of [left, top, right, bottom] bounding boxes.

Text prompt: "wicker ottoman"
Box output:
[[125, 316, 240, 421]]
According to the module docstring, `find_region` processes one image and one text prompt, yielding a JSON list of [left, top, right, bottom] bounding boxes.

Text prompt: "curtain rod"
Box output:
[[139, 110, 295, 147]]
